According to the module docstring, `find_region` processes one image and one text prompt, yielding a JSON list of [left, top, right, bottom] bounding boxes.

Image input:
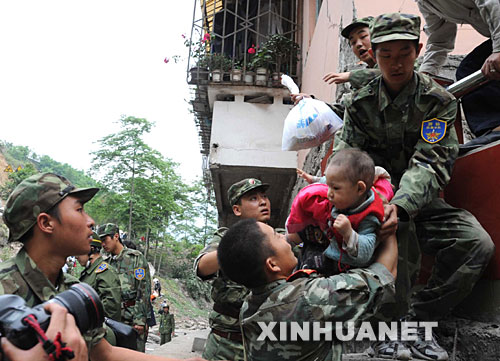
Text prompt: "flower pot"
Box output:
[[189, 67, 209, 84], [271, 72, 281, 87], [230, 68, 242, 83], [244, 71, 255, 85], [211, 69, 223, 82], [255, 67, 268, 86]]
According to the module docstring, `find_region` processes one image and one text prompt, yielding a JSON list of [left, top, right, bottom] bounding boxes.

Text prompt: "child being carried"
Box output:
[[287, 148, 394, 274]]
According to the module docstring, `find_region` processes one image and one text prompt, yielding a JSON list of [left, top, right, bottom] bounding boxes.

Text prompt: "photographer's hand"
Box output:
[[1, 303, 87, 361]]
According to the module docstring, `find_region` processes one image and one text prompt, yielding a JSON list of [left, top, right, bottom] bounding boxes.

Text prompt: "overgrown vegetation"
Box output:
[[0, 115, 217, 308]]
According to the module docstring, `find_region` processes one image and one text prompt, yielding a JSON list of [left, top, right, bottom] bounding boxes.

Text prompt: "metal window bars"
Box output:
[[187, 0, 300, 84]]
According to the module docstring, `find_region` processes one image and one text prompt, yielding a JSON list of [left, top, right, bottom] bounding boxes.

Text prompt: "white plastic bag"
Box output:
[[282, 97, 343, 151], [281, 74, 343, 151]]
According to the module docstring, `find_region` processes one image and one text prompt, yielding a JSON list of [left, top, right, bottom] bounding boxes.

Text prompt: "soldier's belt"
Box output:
[[213, 302, 240, 319], [211, 328, 243, 343], [123, 300, 136, 308]]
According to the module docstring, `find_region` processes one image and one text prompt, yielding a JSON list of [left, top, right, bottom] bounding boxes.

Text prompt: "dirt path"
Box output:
[[147, 328, 210, 359]]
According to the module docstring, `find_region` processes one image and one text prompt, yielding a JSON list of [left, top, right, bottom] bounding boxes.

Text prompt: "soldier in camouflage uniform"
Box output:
[[159, 303, 175, 345], [76, 231, 122, 321], [194, 178, 274, 361], [0, 173, 106, 351], [0, 172, 214, 361], [331, 13, 495, 360], [217, 218, 398, 361], [98, 223, 152, 353]]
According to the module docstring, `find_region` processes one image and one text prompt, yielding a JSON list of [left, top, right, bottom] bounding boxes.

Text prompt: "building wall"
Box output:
[[294, 0, 486, 170], [300, 0, 487, 102]]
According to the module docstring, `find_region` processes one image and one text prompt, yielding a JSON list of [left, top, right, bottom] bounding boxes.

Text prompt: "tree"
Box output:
[[0, 163, 38, 199], [168, 177, 217, 247], [90, 115, 185, 245]]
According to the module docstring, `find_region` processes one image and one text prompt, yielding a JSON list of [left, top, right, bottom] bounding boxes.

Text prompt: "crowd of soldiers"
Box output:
[[194, 11, 496, 361], [0, 7, 499, 361]]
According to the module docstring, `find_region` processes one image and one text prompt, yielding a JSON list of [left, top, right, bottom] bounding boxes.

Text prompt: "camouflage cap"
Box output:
[[90, 231, 102, 248], [341, 16, 374, 39], [370, 13, 420, 44], [3, 173, 99, 242], [97, 223, 119, 238], [227, 178, 269, 206]]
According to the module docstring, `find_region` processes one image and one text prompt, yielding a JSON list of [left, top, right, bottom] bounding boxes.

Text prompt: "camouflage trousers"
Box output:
[[136, 332, 146, 352], [160, 333, 172, 345], [376, 198, 494, 322], [202, 330, 245, 361]]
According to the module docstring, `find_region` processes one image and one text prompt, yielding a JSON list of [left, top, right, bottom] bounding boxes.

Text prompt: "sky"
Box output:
[[0, 1, 202, 182]]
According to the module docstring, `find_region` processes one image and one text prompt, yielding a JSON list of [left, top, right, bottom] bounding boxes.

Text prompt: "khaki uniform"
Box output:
[[79, 256, 122, 321]]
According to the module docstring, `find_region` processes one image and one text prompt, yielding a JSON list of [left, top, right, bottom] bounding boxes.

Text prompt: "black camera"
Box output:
[[0, 283, 104, 350]]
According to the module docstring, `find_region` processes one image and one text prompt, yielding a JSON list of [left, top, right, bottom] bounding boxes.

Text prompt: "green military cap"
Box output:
[[91, 231, 102, 248], [3, 173, 99, 242], [341, 16, 374, 39], [370, 13, 420, 44], [97, 223, 119, 238], [227, 178, 269, 206]]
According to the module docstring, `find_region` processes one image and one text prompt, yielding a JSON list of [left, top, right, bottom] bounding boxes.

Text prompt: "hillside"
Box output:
[[0, 141, 213, 325]]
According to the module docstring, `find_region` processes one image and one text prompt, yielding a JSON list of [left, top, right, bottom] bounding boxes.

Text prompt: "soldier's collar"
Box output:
[[379, 72, 417, 111], [251, 279, 286, 295]]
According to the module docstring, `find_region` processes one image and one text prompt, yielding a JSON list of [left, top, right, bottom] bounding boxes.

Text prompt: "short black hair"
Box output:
[[371, 39, 419, 53], [18, 202, 62, 244], [217, 219, 275, 288], [328, 148, 375, 191]]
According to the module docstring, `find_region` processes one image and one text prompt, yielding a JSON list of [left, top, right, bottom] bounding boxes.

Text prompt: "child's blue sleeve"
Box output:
[[323, 215, 380, 267]]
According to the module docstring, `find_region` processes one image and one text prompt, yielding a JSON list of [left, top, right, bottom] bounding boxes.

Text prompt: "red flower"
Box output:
[[203, 33, 211, 42], [164, 57, 170, 63], [248, 46, 256, 54]]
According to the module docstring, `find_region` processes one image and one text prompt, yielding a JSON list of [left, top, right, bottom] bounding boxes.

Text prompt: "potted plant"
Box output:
[[186, 32, 212, 83], [260, 34, 300, 86], [248, 47, 273, 86], [230, 61, 243, 83], [207, 53, 231, 82]]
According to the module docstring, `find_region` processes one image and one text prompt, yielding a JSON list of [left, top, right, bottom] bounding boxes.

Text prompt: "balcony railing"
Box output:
[[187, 0, 300, 156], [187, 0, 300, 85]]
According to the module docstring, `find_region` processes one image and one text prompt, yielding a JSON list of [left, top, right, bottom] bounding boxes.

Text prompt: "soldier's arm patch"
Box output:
[[95, 262, 108, 273], [421, 118, 447, 144], [134, 267, 145, 280]]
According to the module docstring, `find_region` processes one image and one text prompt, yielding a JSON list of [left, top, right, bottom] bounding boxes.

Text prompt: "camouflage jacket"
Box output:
[[0, 248, 105, 349], [194, 227, 249, 333], [240, 263, 395, 361], [105, 246, 151, 327], [79, 256, 122, 321], [333, 72, 458, 219], [159, 312, 175, 334]]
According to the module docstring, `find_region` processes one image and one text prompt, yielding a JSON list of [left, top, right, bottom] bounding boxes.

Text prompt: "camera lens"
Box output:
[[50, 283, 104, 332]]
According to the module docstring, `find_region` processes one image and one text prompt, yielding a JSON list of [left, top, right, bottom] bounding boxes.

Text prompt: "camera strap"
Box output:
[[23, 314, 75, 361]]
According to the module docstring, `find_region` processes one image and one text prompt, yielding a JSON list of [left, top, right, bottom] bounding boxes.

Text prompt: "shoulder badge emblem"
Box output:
[[96, 262, 108, 273], [134, 267, 145, 280], [421, 118, 447, 144]]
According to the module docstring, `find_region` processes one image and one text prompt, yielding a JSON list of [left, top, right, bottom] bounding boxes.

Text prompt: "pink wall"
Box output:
[[300, 0, 487, 100]]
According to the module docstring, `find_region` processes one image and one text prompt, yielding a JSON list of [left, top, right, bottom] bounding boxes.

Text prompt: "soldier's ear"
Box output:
[[37, 213, 56, 235], [232, 204, 242, 217], [265, 255, 280, 274]]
